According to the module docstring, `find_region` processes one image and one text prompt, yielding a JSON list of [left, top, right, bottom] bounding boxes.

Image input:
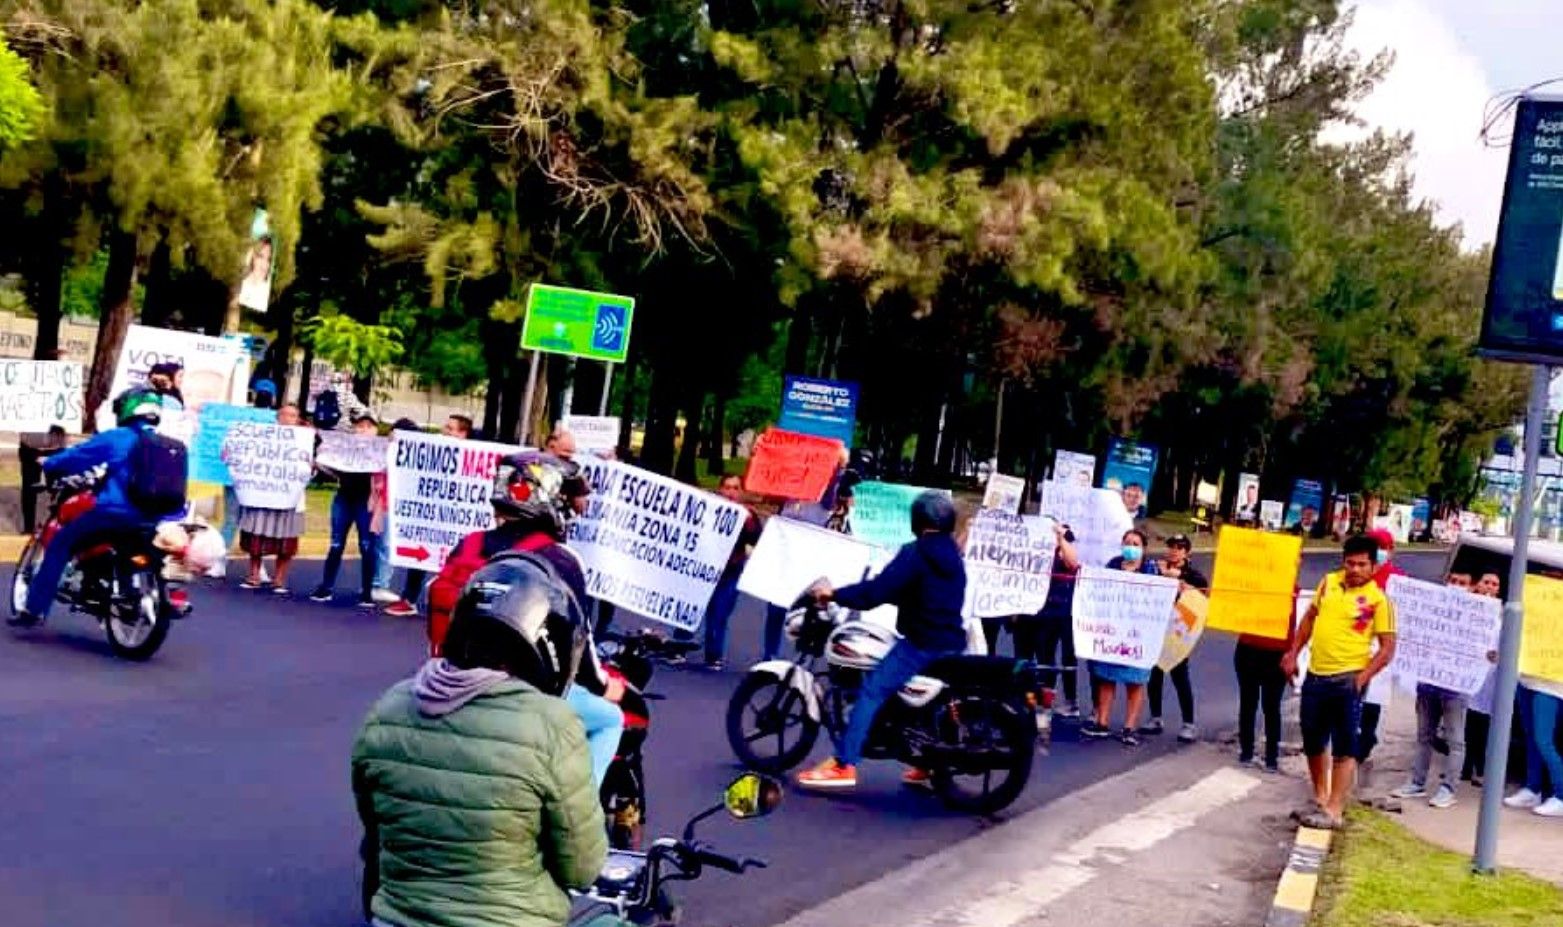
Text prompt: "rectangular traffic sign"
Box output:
[[521, 283, 635, 362]]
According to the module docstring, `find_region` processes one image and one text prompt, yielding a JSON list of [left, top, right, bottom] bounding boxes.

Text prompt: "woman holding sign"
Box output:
[[235, 403, 307, 595], [1084, 529, 1160, 746]]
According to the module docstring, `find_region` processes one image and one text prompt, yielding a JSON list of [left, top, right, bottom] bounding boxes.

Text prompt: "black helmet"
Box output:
[[910, 490, 956, 534], [491, 452, 577, 533], [442, 552, 587, 696]]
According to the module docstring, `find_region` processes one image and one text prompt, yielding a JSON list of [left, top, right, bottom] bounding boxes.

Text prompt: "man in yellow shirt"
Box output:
[[1282, 535, 1397, 829]]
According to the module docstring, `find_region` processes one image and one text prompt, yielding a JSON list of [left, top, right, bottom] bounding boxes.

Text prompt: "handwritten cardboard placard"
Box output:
[[0, 360, 84, 433], [1072, 566, 1180, 669], [385, 432, 523, 570], [192, 403, 276, 484], [222, 423, 315, 509], [1386, 575, 1501, 695], [1521, 574, 1563, 686], [1039, 480, 1134, 570], [316, 431, 389, 474], [742, 427, 843, 502], [982, 473, 1026, 514], [1205, 526, 1302, 638], [852, 481, 946, 550], [962, 510, 1055, 618]]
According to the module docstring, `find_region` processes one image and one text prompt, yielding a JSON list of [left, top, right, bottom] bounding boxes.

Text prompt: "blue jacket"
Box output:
[[834, 533, 968, 652], [42, 422, 155, 512]]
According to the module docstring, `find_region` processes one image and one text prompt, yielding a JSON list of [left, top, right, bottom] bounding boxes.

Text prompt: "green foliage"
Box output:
[[301, 311, 405, 379], [0, 29, 43, 149]]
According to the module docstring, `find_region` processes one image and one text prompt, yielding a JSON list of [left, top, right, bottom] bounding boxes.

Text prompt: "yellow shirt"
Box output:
[[1309, 571, 1396, 676]]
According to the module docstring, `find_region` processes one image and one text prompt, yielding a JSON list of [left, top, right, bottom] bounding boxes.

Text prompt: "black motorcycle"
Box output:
[[726, 600, 1039, 814], [597, 630, 699, 850]]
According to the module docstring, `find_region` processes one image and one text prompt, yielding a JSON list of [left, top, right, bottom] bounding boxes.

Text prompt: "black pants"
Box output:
[[982, 617, 1014, 656], [18, 447, 44, 535], [1463, 712, 1491, 780], [1356, 701, 1382, 763], [1148, 660, 1195, 724], [402, 569, 427, 603], [1234, 643, 1286, 765], [1031, 615, 1077, 704]]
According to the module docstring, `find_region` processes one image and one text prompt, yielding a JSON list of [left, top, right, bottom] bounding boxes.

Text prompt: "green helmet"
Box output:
[[115, 387, 163, 426]]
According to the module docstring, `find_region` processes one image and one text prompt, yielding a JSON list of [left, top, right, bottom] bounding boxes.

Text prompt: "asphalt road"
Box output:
[[0, 550, 1450, 927]]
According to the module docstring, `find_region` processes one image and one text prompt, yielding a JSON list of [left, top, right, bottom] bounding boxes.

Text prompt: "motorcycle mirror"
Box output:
[[723, 773, 783, 820]]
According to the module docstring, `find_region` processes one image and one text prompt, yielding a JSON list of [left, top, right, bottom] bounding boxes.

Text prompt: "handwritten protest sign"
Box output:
[[222, 423, 314, 509], [568, 459, 746, 632], [743, 428, 843, 501], [1521, 574, 1563, 686], [962, 510, 1055, 618], [1039, 480, 1134, 570], [192, 404, 276, 484], [982, 473, 1027, 514], [1290, 589, 1391, 705], [740, 517, 882, 608], [1206, 526, 1302, 638], [0, 360, 84, 432], [316, 431, 389, 474], [852, 481, 945, 550], [385, 432, 521, 570], [1385, 575, 1501, 695], [563, 415, 621, 457], [1072, 566, 1180, 669], [1159, 589, 1209, 672]]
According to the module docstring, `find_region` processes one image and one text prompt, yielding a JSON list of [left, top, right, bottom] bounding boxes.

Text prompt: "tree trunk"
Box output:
[[26, 241, 64, 361], [706, 392, 727, 473], [641, 364, 681, 475], [784, 305, 812, 376], [675, 392, 705, 484], [618, 346, 639, 453], [84, 229, 140, 432], [270, 307, 295, 401], [139, 240, 174, 329]]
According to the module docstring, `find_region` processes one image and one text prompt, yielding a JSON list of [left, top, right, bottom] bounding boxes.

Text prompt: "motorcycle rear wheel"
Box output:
[[104, 574, 169, 661], [929, 695, 1036, 816], [726, 671, 820, 773]]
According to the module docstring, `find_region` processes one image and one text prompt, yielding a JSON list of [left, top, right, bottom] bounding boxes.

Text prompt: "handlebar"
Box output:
[[687, 842, 766, 874]]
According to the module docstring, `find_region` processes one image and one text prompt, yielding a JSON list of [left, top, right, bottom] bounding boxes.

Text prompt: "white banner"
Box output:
[[1072, 566, 1180, 670], [739, 516, 883, 608], [0, 360, 84, 432], [1052, 450, 1096, 486], [385, 432, 521, 570], [1039, 480, 1134, 569], [315, 432, 389, 473], [982, 473, 1026, 514], [569, 459, 747, 632], [223, 423, 315, 509], [963, 510, 1055, 618], [103, 325, 249, 430], [1386, 575, 1502, 696], [563, 415, 621, 456]]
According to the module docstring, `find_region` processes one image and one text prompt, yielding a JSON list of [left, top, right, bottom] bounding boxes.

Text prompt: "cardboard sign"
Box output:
[[1386, 575, 1501, 696], [563, 415, 621, 456], [852, 481, 945, 550], [568, 459, 746, 632], [385, 432, 521, 570], [1521, 574, 1563, 686], [0, 360, 84, 432], [315, 432, 389, 474], [1052, 450, 1096, 486], [222, 423, 315, 509], [743, 427, 844, 502], [192, 404, 277, 485], [962, 510, 1055, 619], [1159, 589, 1209, 672], [1205, 526, 1302, 638], [1072, 566, 1180, 670], [982, 473, 1027, 514], [102, 325, 249, 430], [739, 516, 883, 608], [1039, 480, 1135, 570]]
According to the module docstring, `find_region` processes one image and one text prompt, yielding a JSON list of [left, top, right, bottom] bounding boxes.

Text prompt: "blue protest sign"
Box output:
[[193, 403, 277, 484], [1100, 439, 1157, 518], [778, 375, 859, 447], [1285, 479, 1325, 531]]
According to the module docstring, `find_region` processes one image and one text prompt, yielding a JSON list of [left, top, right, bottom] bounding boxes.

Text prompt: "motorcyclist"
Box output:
[[352, 553, 608, 927], [426, 451, 625, 788], [796, 491, 969, 791], [9, 388, 171, 628]]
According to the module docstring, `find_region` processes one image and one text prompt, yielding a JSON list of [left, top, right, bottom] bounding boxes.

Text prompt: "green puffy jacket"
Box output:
[[352, 674, 608, 927]]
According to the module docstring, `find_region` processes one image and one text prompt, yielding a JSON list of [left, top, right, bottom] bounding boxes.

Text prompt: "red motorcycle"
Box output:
[[597, 630, 699, 850]]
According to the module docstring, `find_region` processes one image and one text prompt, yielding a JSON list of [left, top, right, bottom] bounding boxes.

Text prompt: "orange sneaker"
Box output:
[[797, 758, 857, 790], [901, 767, 933, 789]]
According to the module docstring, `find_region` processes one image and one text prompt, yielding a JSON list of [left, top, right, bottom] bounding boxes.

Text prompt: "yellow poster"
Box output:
[[1521, 574, 1563, 685], [1158, 588, 1208, 671], [1205, 526, 1302, 638]]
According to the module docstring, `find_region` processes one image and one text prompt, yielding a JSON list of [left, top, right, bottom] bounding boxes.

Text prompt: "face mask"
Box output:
[[1122, 545, 1144, 562], [1375, 549, 1389, 566]]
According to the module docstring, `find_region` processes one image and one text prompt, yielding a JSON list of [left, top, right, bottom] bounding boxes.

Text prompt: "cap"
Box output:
[[1367, 527, 1395, 551], [1166, 533, 1192, 549], [252, 379, 278, 396]]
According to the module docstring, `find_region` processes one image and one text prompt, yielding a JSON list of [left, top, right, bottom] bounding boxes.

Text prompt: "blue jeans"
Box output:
[[837, 640, 941, 767], [372, 529, 394, 592], [1524, 688, 1563, 799], [221, 486, 240, 551], [319, 492, 375, 599], [25, 506, 149, 619], [703, 574, 741, 663], [566, 684, 624, 790]]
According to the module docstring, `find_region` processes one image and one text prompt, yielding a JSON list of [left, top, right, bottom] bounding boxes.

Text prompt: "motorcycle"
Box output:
[[570, 772, 780, 927], [9, 479, 189, 661], [597, 630, 700, 850], [726, 598, 1041, 814]]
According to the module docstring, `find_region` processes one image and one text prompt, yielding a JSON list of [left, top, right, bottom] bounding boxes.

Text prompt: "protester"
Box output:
[[545, 426, 577, 461], [1234, 579, 1295, 773], [1392, 571, 1478, 809], [1033, 521, 1082, 717], [383, 415, 472, 618], [147, 362, 185, 412], [700, 474, 763, 671], [1504, 675, 1563, 817], [18, 425, 67, 535], [235, 403, 306, 596], [369, 418, 420, 606], [1145, 533, 1207, 742], [310, 413, 380, 606], [1463, 571, 1504, 786], [1350, 527, 1404, 771], [1084, 529, 1161, 746], [1282, 535, 1397, 830]]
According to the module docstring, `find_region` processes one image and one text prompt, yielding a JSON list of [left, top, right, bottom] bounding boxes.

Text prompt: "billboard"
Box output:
[[1481, 97, 1563, 362], [777, 375, 858, 446]]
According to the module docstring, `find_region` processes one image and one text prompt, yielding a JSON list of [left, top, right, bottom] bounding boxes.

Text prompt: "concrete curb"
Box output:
[[1266, 825, 1332, 927]]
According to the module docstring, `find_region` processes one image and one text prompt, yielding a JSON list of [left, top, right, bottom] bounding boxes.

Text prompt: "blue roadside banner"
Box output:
[[777, 375, 859, 447]]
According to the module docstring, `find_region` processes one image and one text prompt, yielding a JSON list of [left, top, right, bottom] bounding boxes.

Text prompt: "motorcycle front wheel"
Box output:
[[9, 537, 39, 619], [104, 572, 169, 661], [929, 695, 1036, 816], [726, 671, 820, 773]]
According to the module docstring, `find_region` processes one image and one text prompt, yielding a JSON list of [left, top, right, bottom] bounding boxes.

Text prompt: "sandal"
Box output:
[[271, 586, 292, 597], [1299, 810, 1342, 830], [239, 579, 265, 590]]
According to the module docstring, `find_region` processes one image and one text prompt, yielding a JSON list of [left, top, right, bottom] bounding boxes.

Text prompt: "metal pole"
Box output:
[[1474, 363, 1549, 873], [599, 362, 614, 417], [519, 351, 541, 447], [993, 379, 1006, 468]]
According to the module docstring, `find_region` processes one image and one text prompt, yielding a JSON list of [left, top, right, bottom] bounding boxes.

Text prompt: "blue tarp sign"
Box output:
[[1100, 439, 1157, 518], [1412, 498, 1432, 539], [1285, 479, 1325, 531], [193, 403, 277, 485], [778, 375, 859, 447]]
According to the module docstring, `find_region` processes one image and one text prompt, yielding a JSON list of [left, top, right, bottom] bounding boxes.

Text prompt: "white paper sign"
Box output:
[[563, 415, 621, 457], [0, 360, 84, 432], [982, 473, 1027, 514], [1386, 575, 1502, 696], [1040, 480, 1134, 569], [1073, 566, 1179, 669], [963, 510, 1055, 618], [103, 325, 249, 430], [1260, 500, 1284, 530], [315, 432, 389, 473], [569, 459, 747, 632], [222, 423, 315, 509], [1052, 450, 1096, 486], [385, 432, 521, 570]]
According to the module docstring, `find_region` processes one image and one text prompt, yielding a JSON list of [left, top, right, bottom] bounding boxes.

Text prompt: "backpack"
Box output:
[[128, 430, 189, 516], [313, 388, 342, 431], [427, 531, 554, 657]]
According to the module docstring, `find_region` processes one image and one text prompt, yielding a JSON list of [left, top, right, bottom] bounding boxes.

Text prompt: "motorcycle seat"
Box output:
[[921, 654, 1027, 690]]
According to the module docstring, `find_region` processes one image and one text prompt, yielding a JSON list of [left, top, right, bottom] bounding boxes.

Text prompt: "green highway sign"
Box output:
[[521, 283, 635, 363]]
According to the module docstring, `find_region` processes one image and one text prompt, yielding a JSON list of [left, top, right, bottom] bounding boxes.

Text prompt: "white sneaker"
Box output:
[[371, 587, 400, 604], [1505, 788, 1543, 809], [1177, 722, 1198, 744], [1429, 784, 1457, 809], [1533, 797, 1563, 818], [1392, 783, 1428, 799]]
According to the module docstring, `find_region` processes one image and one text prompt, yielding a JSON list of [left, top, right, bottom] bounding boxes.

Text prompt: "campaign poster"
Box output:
[[1234, 472, 1260, 521], [1052, 450, 1096, 486], [1100, 439, 1157, 518], [103, 325, 250, 431], [1284, 479, 1325, 533], [777, 375, 858, 447]]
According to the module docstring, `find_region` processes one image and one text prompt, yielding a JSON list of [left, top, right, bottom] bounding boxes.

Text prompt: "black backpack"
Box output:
[[313, 389, 342, 431], [128, 430, 189, 516]]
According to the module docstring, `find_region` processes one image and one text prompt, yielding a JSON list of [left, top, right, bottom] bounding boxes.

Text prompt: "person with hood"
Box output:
[[1354, 527, 1404, 766], [796, 491, 968, 791], [351, 553, 607, 927]]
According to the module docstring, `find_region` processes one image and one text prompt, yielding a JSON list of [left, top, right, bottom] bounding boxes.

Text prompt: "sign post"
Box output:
[[520, 283, 635, 445]]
